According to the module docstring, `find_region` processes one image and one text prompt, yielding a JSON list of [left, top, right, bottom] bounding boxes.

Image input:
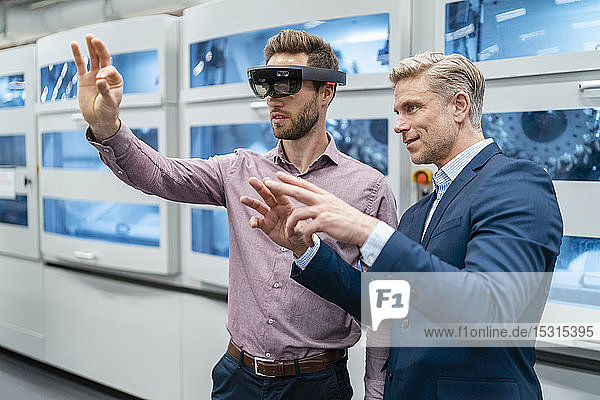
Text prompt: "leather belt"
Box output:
[[227, 339, 347, 377]]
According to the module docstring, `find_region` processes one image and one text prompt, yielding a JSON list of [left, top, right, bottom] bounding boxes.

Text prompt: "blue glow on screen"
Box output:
[[190, 13, 389, 88], [0, 74, 25, 108], [40, 50, 158, 103], [190, 119, 388, 174], [0, 135, 26, 167], [43, 198, 160, 247], [191, 208, 229, 257], [549, 236, 600, 308], [482, 108, 600, 181], [0, 195, 27, 227], [42, 128, 158, 169], [446, 0, 600, 61]]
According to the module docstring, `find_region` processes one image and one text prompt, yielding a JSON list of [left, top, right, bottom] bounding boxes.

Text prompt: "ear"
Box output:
[[320, 83, 335, 106], [452, 91, 470, 124]]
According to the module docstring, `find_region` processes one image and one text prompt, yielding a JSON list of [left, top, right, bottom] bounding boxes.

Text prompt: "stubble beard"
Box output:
[[411, 135, 456, 166], [272, 94, 320, 140]]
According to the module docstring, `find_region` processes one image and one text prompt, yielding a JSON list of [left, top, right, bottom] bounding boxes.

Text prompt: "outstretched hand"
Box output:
[[263, 171, 380, 247], [70, 34, 123, 141], [240, 177, 313, 257]]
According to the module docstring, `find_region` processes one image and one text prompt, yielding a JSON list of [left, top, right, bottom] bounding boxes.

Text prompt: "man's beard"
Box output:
[[272, 94, 320, 140]]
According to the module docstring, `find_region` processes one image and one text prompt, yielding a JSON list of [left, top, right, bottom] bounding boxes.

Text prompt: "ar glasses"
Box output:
[[247, 65, 346, 99]]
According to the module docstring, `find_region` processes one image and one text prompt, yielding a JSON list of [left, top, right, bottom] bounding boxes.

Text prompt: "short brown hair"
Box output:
[[389, 52, 485, 129], [264, 29, 339, 94], [264, 29, 339, 70]]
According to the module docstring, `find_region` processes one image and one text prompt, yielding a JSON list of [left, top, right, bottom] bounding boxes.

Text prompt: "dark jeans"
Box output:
[[211, 351, 353, 400]]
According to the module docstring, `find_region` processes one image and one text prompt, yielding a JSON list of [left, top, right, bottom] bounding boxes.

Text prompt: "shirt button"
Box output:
[[401, 318, 410, 329], [273, 282, 280, 288], [117, 171, 123, 175], [279, 246, 286, 252], [103, 149, 109, 153], [265, 352, 271, 358], [268, 318, 274, 325]]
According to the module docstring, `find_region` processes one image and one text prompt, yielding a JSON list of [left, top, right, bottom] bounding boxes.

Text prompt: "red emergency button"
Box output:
[[412, 169, 432, 185]]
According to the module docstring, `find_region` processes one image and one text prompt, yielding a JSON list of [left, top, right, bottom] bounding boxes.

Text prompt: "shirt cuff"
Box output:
[[360, 221, 395, 267], [293, 234, 321, 270]]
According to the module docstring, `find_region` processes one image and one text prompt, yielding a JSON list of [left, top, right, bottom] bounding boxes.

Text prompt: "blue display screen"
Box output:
[[190, 123, 276, 158], [42, 128, 158, 169], [0, 195, 27, 227], [191, 208, 229, 257], [549, 236, 600, 308], [190, 13, 389, 88], [40, 50, 159, 103], [482, 108, 600, 181], [0, 74, 25, 108], [327, 118, 388, 175], [445, 0, 600, 62], [0, 135, 26, 167], [43, 198, 160, 247], [190, 118, 388, 174]]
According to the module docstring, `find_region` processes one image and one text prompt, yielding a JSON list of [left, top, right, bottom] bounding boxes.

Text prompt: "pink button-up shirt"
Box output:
[[88, 123, 398, 398]]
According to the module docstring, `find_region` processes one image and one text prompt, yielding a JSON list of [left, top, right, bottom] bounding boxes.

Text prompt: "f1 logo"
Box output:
[[369, 280, 410, 331]]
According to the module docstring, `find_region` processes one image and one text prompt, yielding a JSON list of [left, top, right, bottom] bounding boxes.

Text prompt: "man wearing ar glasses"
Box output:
[[71, 29, 397, 400]]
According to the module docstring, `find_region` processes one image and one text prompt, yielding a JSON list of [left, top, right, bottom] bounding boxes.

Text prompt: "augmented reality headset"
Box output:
[[247, 65, 347, 99]]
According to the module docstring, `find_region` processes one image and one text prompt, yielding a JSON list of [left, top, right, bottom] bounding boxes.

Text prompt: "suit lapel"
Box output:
[[400, 194, 436, 242], [420, 143, 502, 248], [409, 194, 436, 242]]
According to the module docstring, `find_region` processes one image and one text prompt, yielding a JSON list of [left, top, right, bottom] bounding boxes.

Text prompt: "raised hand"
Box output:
[[264, 171, 380, 247], [70, 34, 123, 141], [240, 177, 312, 257]]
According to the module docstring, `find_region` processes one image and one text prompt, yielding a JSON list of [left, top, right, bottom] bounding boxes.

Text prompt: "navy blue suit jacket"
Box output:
[[291, 143, 563, 399]]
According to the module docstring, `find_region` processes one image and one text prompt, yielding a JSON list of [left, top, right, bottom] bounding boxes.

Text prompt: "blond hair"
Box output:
[[389, 52, 485, 128]]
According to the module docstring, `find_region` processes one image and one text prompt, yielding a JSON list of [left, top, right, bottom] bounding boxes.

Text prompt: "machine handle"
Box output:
[[250, 101, 268, 110], [73, 250, 97, 260], [580, 272, 600, 289], [578, 80, 600, 91]]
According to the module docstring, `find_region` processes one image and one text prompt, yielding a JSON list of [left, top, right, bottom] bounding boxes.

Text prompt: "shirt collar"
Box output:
[[433, 138, 494, 189], [270, 132, 340, 168]]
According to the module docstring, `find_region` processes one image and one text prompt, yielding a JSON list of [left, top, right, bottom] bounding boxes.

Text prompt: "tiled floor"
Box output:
[[0, 348, 140, 400]]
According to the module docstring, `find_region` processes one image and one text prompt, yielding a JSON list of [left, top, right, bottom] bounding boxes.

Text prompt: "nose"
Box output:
[[393, 114, 410, 135], [266, 95, 283, 108]]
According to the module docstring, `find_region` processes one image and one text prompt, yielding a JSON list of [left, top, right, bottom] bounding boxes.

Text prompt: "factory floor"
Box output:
[[0, 347, 141, 400]]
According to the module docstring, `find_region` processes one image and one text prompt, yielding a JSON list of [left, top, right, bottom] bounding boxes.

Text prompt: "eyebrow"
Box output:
[[394, 99, 426, 112]]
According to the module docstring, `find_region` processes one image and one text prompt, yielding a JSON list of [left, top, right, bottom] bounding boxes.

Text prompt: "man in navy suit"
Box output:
[[241, 52, 563, 399]]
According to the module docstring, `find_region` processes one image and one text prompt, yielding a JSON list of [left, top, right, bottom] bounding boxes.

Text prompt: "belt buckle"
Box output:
[[254, 356, 277, 377]]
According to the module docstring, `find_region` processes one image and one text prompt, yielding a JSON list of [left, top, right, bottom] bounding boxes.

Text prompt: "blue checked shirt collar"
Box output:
[[422, 138, 494, 239]]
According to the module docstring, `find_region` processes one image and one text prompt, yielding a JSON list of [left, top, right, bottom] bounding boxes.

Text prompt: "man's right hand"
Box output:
[[70, 34, 123, 141]]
